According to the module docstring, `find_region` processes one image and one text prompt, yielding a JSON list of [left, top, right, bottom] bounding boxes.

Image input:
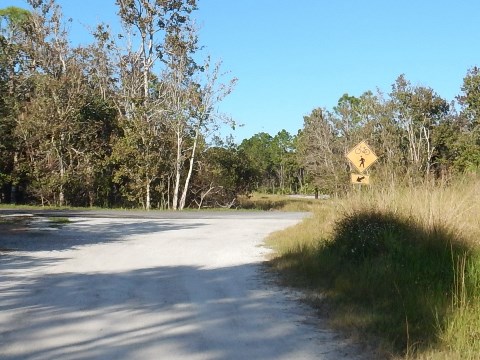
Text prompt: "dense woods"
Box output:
[[1, 0, 479, 209]]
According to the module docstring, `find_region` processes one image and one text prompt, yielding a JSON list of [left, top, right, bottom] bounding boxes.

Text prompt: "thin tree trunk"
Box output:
[[10, 152, 18, 204], [59, 158, 65, 207], [172, 130, 182, 210], [146, 180, 151, 210], [167, 176, 171, 210], [179, 127, 200, 210], [88, 190, 94, 208]]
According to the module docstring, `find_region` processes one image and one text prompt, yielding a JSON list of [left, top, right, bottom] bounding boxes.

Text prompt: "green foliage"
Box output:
[[239, 130, 301, 194], [297, 107, 348, 195], [239, 132, 274, 181], [458, 66, 480, 127], [0, 0, 236, 209], [47, 216, 70, 225], [317, 210, 479, 355], [189, 145, 257, 208], [0, 7, 30, 28], [297, 74, 477, 190], [237, 193, 318, 212]]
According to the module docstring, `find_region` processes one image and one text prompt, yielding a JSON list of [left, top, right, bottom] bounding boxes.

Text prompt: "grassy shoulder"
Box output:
[[265, 179, 480, 359], [0, 195, 317, 212], [237, 193, 322, 212]]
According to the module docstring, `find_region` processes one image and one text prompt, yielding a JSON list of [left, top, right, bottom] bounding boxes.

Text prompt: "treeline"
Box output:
[[238, 72, 480, 196], [2, 1, 480, 209], [298, 73, 480, 194], [0, 0, 247, 209]]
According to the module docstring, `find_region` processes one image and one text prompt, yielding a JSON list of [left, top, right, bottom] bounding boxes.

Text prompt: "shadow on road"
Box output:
[[0, 263, 358, 360], [0, 218, 206, 252], [0, 216, 364, 360]]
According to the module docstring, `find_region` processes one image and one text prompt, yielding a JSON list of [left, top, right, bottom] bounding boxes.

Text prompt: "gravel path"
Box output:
[[0, 213, 370, 359]]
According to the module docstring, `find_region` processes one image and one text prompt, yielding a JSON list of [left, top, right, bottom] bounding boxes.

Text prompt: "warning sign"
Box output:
[[346, 141, 378, 173]]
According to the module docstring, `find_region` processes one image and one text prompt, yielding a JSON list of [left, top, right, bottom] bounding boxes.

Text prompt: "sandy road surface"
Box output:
[[0, 212, 369, 359]]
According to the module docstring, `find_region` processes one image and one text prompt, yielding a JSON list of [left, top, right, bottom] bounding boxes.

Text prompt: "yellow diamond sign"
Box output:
[[346, 141, 378, 173]]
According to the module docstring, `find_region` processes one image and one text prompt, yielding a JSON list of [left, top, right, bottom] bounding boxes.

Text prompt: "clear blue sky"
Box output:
[[4, 0, 480, 141]]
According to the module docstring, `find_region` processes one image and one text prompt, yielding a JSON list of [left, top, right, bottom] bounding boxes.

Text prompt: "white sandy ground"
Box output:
[[0, 213, 372, 359]]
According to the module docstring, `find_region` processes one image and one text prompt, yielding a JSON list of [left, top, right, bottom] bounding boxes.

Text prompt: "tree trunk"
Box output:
[[59, 159, 65, 207], [10, 152, 18, 204], [167, 176, 171, 210], [280, 164, 285, 191], [146, 180, 151, 210], [172, 130, 182, 210], [88, 190, 94, 208], [179, 127, 199, 210]]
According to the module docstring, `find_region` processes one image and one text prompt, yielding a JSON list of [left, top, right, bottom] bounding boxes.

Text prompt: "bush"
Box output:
[[318, 210, 474, 351]]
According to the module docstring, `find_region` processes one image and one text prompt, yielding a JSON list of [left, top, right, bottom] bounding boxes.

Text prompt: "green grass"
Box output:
[[47, 217, 71, 224], [237, 193, 321, 212], [0, 196, 316, 212], [0, 216, 30, 225], [265, 178, 480, 359], [0, 204, 104, 211]]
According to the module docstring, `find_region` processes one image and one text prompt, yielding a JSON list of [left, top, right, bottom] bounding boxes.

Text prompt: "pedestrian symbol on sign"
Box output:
[[359, 156, 365, 168]]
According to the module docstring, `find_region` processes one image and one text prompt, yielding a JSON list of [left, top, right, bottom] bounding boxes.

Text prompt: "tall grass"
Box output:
[[266, 177, 480, 359], [237, 193, 321, 212]]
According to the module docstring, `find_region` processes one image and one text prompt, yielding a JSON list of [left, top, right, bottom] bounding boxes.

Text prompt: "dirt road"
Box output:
[[0, 213, 369, 359]]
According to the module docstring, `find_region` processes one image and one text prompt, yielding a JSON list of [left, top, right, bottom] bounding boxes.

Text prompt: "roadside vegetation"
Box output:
[[237, 193, 320, 212], [265, 177, 480, 359], [47, 216, 70, 224]]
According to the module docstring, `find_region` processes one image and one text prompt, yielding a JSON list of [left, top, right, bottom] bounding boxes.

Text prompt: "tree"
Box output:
[[0, 6, 31, 202], [13, 0, 94, 206], [176, 59, 237, 210], [453, 67, 480, 173], [390, 75, 449, 179], [270, 130, 298, 193], [113, 0, 236, 210], [111, 0, 199, 209], [297, 108, 347, 195], [357, 90, 406, 184], [239, 132, 275, 191], [190, 144, 256, 208], [158, 9, 237, 210], [0, 0, 239, 208], [333, 93, 361, 143], [457, 66, 480, 128]]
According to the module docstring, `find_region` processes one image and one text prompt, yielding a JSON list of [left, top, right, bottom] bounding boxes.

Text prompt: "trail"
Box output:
[[0, 213, 369, 359]]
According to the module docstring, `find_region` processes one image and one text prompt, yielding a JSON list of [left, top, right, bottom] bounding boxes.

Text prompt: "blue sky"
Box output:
[[4, 0, 480, 141]]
